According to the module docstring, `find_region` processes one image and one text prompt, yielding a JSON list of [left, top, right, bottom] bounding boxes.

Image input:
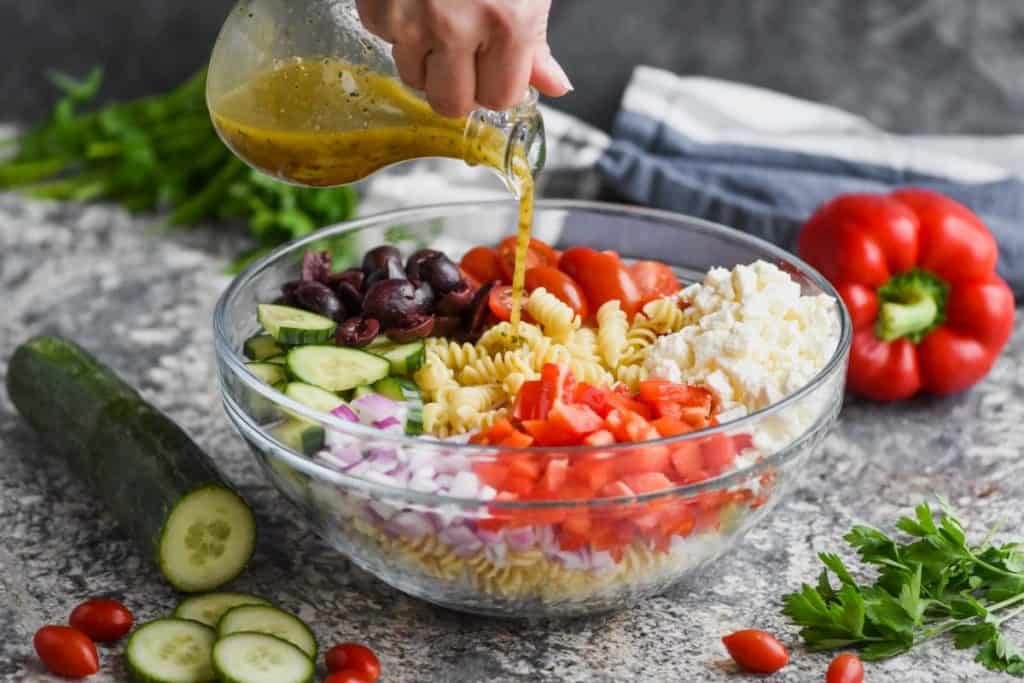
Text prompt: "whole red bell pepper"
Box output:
[[799, 189, 1015, 401]]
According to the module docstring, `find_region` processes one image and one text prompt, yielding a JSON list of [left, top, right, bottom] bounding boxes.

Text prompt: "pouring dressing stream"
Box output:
[[207, 0, 545, 330]]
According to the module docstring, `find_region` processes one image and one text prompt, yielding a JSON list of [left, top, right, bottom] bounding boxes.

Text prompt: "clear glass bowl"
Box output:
[[213, 200, 851, 617]]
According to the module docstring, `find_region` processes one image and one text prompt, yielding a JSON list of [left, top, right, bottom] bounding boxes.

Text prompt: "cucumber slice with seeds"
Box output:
[[283, 382, 344, 414], [217, 605, 317, 659], [125, 618, 216, 683], [372, 377, 423, 435], [212, 633, 314, 683], [243, 335, 283, 361], [246, 362, 287, 387], [286, 346, 389, 392], [271, 420, 324, 454], [173, 593, 270, 628], [257, 304, 336, 345], [367, 340, 425, 376]]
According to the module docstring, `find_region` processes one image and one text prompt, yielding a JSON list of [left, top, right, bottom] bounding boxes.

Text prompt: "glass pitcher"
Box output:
[[206, 0, 546, 196]]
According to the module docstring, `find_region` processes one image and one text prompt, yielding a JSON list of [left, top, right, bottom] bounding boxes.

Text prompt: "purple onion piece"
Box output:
[[372, 417, 403, 432], [352, 393, 403, 424], [388, 511, 434, 539], [331, 404, 359, 422]]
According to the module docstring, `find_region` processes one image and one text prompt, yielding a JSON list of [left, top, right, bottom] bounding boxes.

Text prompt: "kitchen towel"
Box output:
[[598, 66, 1024, 296]]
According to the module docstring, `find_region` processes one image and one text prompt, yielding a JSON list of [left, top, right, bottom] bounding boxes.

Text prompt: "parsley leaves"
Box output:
[[783, 501, 1024, 675]]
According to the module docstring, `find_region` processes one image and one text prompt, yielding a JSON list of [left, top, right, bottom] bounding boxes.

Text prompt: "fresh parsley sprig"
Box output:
[[783, 501, 1024, 675], [0, 68, 358, 271]]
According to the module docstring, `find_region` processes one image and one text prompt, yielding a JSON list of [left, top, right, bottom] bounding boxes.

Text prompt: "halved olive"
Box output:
[[336, 317, 380, 347], [385, 314, 434, 343]]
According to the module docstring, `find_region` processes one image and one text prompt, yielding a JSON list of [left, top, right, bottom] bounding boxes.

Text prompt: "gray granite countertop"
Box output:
[[1, 194, 1022, 683]]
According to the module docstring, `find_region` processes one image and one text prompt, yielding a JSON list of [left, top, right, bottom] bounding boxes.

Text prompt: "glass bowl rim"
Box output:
[[213, 199, 851, 500]]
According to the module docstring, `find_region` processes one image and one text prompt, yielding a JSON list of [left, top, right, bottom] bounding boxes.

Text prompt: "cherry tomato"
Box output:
[[324, 672, 374, 683], [629, 260, 681, 302], [325, 643, 381, 680], [524, 266, 589, 319], [34, 625, 99, 678], [69, 598, 133, 642], [497, 236, 559, 282], [489, 284, 515, 321], [460, 246, 504, 284], [721, 629, 789, 673], [826, 653, 864, 683], [558, 246, 642, 317]]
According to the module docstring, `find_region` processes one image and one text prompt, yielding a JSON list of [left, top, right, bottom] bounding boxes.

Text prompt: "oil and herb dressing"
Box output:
[[210, 58, 537, 330]]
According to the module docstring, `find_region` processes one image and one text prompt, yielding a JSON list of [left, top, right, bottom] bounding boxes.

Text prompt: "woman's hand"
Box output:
[[356, 0, 572, 118]]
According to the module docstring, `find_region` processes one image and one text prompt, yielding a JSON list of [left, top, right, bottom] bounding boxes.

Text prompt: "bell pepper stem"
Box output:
[[876, 295, 939, 342], [874, 268, 949, 343]]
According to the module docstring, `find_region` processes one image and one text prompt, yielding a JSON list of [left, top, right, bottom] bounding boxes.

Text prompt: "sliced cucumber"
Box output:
[[257, 304, 336, 345], [212, 633, 314, 683], [173, 593, 270, 628], [372, 377, 424, 435], [367, 340, 425, 377], [125, 618, 216, 683], [264, 355, 288, 366], [159, 486, 257, 593], [283, 382, 344, 414], [217, 605, 317, 660], [286, 346, 389, 392], [271, 420, 325, 454], [243, 335, 284, 361], [246, 362, 287, 387], [351, 384, 374, 399]]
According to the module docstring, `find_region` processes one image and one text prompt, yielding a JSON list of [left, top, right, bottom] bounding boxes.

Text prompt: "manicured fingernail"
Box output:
[[548, 54, 573, 93]]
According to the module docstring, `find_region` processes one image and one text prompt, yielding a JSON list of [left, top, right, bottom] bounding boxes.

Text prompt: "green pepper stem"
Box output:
[[877, 295, 938, 342], [874, 269, 949, 343]]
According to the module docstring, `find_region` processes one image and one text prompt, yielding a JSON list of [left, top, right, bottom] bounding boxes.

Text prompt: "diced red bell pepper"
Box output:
[[598, 480, 635, 499], [497, 431, 534, 448], [621, 472, 674, 494], [512, 380, 547, 421], [504, 474, 538, 497], [547, 403, 604, 440], [570, 457, 616, 491], [561, 513, 592, 537], [538, 458, 569, 494], [521, 419, 580, 447], [639, 380, 713, 407], [701, 433, 737, 474], [473, 461, 508, 489], [502, 453, 544, 481], [669, 443, 705, 482], [582, 429, 616, 447]]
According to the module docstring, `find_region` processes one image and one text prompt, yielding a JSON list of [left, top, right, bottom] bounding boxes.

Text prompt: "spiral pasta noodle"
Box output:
[[414, 356, 458, 402], [615, 363, 649, 393], [476, 321, 543, 354], [567, 327, 601, 364], [525, 287, 580, 343], [596, 300, 629, 368], [458, 348, 535, 386], [635, 296, 685, 335], [425, 339, 488, 372]]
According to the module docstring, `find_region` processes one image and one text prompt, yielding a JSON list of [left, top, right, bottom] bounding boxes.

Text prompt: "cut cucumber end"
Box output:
[[257, 304, 336, 345], [173, 593, 271, 628], [367, 340, 425, 376], [217, 604, 317, 660], [212, 633, 314, 683], [271, 419, 325, 455], [246, 362, 288, 387], [125, 618, 217, 683], [243, 334, 284, 361], [283, 382, 344, 414], [159, 485, 256, 593]]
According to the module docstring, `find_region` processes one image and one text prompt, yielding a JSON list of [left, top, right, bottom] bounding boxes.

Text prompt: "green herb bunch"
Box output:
[[0, 68, 357, 270], [783, 501, 1024, 675]]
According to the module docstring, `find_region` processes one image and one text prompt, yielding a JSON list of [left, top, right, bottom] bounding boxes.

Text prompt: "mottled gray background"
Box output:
[[3, 0, 1024, 133]]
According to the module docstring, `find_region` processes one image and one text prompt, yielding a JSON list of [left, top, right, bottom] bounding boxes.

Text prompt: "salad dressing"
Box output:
[[210, 58, 535, 329]]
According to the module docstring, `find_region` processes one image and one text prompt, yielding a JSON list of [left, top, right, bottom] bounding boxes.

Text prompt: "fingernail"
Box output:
[[547, 54, 573, 93]]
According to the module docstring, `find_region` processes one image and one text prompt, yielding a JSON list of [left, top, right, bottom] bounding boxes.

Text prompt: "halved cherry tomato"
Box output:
[[630, 260, 681, 302], [488, 284, 515, 321], [69, 598, 133, 642], [460, 246, 504, 284], [34, 625, 99, 678], [325, 643, 381, 681], [721, 629, 789, 673], [826, 653, 864, 683], [559, 246, 642, 317], [524, 266, 589, 319], [497, 236, 559, 282]]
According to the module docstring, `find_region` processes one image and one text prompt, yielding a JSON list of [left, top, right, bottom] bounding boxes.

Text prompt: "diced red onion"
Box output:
[[372, 416, 402, 432], [478, 485, 497, 500], [368, 501, 399, 521], [366, 448, 400, 473], [591, 550, 616, 570], [434, 474, 454, 491], [434, 454, 471, 475], [448, 471, 481, 498], [484, 542, 508, 566], [331, 404, 359, 422], [475, 529, 503, 545], [388, 511, 433, 538], [505, 526, 535, 552], [407, 450, 437, 472], [352, 393, 403, 424], [322, 447, 363, 470], [440, 525, 483, 556]]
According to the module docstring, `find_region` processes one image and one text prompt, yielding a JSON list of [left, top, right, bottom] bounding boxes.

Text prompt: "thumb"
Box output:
[[529, 45, 573, 97]]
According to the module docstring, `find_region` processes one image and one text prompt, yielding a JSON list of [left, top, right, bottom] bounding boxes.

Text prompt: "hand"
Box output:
[[356, 0, 572, 118]]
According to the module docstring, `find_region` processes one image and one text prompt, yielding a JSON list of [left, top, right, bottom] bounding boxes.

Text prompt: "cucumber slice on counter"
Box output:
[[212, 633, 314, 683], [372, 377, 424, 435], [125, 618, 216, 683], [257, 304, 336, 345], [246, 362, 287, 387], [243, 334, 284, 361], [286, 346, 389, 392], [367, 340, 425, 376], [173, 592, 271, 628], [217, 605, 317, 659], [271, 420, 325, 454], [283, 382, 344, 413]]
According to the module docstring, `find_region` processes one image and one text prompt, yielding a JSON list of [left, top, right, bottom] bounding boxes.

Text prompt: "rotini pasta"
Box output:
[[596, 300, 629, 368], [525, 287, 580, 343], [425, 339, 488, 371], [634, 296, 685, 335], [615, 363, 648, 392], [458, 348, 535, 386], [476, 321, 543, 354]]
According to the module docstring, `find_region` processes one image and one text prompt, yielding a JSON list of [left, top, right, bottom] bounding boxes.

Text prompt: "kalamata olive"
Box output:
[[418, 253, 462, 293], [432, 315, 462, 338], [301, 250, 332, 283], [411, 279, 435, 310], [464, 281, 495, 341], [362, 246, 403, 277], [332, 280, 363, 314], [436, 281, 475, 316], [327, 267, 364, 292], [405, 249, 443, 281], [362, 279, 424, 328], [294, 281, 346, 322], [336, 317, 380, 347], [385, 314, 434, 343]]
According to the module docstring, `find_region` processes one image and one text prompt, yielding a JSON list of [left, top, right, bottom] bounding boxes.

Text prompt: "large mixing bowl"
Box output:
[[214, 200, 851, 617]]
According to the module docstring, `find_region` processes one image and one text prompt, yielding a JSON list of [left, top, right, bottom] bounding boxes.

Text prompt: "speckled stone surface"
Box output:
[[1, 193, 1022, 683]]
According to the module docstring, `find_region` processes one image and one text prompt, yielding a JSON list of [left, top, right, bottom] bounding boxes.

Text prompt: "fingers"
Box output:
[[424, 47, 478, 118], [475, 34, 533, 111], [392, 42, 428, 92], [529, 44, 573, 97], [355, 0, 392, 41]]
